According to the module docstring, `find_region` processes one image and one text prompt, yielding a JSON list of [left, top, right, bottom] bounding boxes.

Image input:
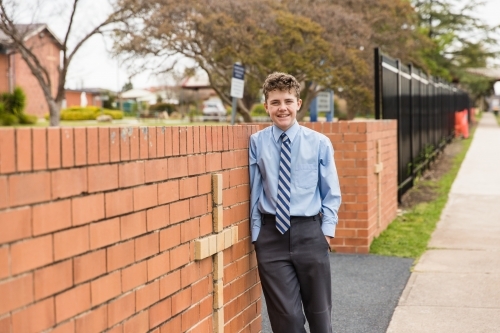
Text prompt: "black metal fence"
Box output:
[[374, 48, 471, 199]]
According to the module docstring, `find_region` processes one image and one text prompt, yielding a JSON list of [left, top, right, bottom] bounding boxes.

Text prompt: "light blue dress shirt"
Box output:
[[249, 121, 342, 242]]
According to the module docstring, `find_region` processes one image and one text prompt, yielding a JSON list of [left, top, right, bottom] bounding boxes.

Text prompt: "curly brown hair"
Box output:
[[262, 72, 301, 102]]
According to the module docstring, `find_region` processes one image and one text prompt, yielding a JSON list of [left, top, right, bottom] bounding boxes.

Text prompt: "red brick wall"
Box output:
[[0, 125, 261, 333], [13, 33, 60, 118], [254, 120, 398, 253], [0, 55, 9, 92], [65, 91, 103, 108], [0, 120, 398, 332]]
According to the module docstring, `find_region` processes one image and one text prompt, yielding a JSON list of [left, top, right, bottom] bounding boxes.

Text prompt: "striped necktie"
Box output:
[[276, 133, 291, 234]]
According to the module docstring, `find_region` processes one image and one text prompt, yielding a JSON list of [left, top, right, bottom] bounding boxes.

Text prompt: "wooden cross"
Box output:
[[194, 174, 238, 333]]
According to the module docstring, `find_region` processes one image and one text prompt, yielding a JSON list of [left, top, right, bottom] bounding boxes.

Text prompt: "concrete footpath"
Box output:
[[387, 112, 500, 333]]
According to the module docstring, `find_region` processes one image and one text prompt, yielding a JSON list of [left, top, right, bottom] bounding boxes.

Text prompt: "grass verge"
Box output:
[[369, 125, 477, 260]]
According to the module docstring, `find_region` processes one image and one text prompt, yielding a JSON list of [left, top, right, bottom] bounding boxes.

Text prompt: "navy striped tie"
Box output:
[[276, 133, 291, 234]]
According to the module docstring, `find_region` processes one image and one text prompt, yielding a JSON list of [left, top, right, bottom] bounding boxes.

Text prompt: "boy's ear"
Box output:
[[264, 102, 270, 114], [297, 99, 303, 110]]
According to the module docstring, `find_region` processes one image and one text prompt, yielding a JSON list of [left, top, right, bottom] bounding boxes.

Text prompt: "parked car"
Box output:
[[202, 98, 226, 118]]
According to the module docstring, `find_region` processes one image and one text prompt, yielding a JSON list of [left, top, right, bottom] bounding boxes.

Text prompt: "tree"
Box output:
[[0, 0, 139, 126]]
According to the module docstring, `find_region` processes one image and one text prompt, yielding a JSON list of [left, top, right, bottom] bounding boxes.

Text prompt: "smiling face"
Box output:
[[264, 89, 302, 132]]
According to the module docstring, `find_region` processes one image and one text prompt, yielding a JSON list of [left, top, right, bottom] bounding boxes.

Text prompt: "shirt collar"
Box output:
[[272, 121, 299, 143]]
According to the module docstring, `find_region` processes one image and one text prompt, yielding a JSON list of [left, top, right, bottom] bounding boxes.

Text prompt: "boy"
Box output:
[[249, 72, 341, 333]]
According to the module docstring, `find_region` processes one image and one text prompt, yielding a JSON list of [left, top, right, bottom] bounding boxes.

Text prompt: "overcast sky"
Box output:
[[13, 0, 500, 92]]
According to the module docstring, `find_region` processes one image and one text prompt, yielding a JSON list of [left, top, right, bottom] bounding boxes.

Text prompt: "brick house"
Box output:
[[64, 88, 104, 109], [0, 24, 62, 118]]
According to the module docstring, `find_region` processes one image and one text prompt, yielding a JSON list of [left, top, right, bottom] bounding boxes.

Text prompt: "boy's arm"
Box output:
[[318, 139, 342, 238], [249, 136, 263, 243]]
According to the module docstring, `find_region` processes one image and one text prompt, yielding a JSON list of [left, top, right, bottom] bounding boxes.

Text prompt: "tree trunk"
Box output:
[[237, 99, 253, 122], [48, 98, 61, 126], [297, 91, 315, 121]]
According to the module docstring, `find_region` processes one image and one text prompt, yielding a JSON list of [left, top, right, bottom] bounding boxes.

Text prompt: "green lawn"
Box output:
[[370, 124, 477, 260]]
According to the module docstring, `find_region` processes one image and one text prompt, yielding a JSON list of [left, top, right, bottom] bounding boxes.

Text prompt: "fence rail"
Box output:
[[374, 48, 471, 199]]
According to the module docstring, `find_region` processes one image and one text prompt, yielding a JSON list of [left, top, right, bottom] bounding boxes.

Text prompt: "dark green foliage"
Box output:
[[250, 104, 266, 116], [0, 87, 36, 126], [149, 103, 177, 115]]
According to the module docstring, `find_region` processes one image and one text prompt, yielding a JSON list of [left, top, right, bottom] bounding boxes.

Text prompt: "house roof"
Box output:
[[0, 23, 64, 49]]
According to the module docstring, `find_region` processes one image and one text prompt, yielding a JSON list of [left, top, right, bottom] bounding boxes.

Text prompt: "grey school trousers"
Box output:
[[255, 214, 332, 333]]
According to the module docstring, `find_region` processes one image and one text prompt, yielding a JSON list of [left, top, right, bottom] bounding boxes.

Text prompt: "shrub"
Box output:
[[59, 107, 124, 120], [149, 103, 176, 115], [18, 113, 38, 124], [0, 113, 19, 126], [251, 104, 267, 116]]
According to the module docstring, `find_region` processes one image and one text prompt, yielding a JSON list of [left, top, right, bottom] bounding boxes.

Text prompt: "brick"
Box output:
[[75, 305, 107, 333], [53, 225, 89, 261], [180, 263, 199, 289], [120, 211, 147, 240], [206, 153, 222, 172], [88, 164, 118, 193], [146, 205, 170, 231], [91, 271, 122, 306], [61, 128, 75, 167], [186, 127, 194, 154], [109, 127, 121, 162], [159, 224, 181, 251], [164, 127, 172, 157], [192, 276, 210, 303], [8, 172, 51, 207], [87, 128, 99, 165], [118, 161, 145, 188], [145, 159, 168, 183], [149, 298, 172, 329], [72, 193, 105, 226], [129, 127, 140, 160], [158, 180, 179, 205], [107, 239, 135, 272], [11, 298, 55, 333], [167, 156, 188, 179], [0, 129, 15, 173], [105, 189, 134, 218], [74, 249, 107, 284], [47, 127, 61, 169], [0, 273, 33, 314], [121, 261, 147, 292], [199, 295, 212, 319], [33, 199, 72, 235], [157, 127, 165, 158], [192, 127, 200, 154], [74, 127, 87, 166], [148, 126, 157, 158], [160, 315, 181, 333], [187, 155, 206, 176], [123, 311, 148, 333], [147, 251, 170, 281], [159, 270, 180, 299], [98, 127, 110, 163], [120, 127, 131, 161], [55, 283, 91, 322], [11, 235, 53, 275], [181, 218, 200, 243], [199, 127, 206, 153], [90, 218, 121, 249], [34, 260, 73, 300], [108, 292, 136, 327], [171, 286, 191, 316], [49, 320, 75, 333], [170, 243, 190, 270], [179, 177, 198, 199], [52, 168, 87, 199], [198, 175, 211, 195], [169, 199, 190, 224], [179, 127, 187, 155], [138, 127, 149, 159], [199, 214, 212, 237], [135, 233, 159, 261], [16, 128, 32, 172], [0, 247, 8, 279], [190, 195, 208, 218], [180, 304, 199, 332], [136, 280, 160, 310], [205, 127, 213, 152], [0, 176, 6, 209], [0, 207, 31, 243], [133, 184, 158, 211]]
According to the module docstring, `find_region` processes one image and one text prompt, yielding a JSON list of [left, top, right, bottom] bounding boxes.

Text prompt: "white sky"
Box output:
[[12, 0, 500, 92]]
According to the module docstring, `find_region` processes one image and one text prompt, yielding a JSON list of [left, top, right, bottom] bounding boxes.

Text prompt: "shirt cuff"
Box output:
[[321, 218, 336, 238]]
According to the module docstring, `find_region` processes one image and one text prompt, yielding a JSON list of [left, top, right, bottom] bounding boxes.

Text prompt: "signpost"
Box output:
[[310, 90, 334, 122], [230, 63, 245, 125]]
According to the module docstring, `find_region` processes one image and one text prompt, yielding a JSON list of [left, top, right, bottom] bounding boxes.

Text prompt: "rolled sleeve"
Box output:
[[318, 139, 341, 238], [249, 135, 263, 242]]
